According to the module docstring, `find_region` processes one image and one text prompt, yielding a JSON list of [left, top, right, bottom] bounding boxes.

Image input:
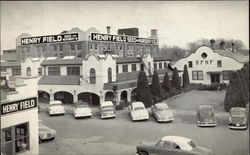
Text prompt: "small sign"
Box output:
[[1, 97, 37, 115], [21, 33, 78, 45], [90, 33, 158, 45]]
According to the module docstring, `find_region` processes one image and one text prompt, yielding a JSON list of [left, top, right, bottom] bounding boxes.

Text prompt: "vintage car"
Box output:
[[151, 103, 174, 122], [129, 102, 149, 121], [38, 120, 56, 143], [136, 136, 212, 155], [47, 100, 65, 116], [73, 102, 92, 118], [229, 107, 248, 130], [99, 101, 116, 119], [196, 105, 216, 127]]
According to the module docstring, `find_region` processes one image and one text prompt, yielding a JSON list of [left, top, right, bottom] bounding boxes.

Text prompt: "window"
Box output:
[[154, 63, 157, 69], [116, 65, 119, 73], [108, 68, 112, 82], [77, 43, 82, 50], [116, 45, 119, 51], [94, 44, 98, 51], [107, 45, 111, 51], [159, 63, 162, 69], [217, 60, 222, 67], [192, 71, 203, 80], [38, 67, 42, 76], [188, 61, 193, 68], [103, 45, 107, 51], [59, 44, 63, 51], [1, 67, 7, 72], [90, 68, 96, 84], [164, 62, 167, 68], [48, 67, 60, 75], [71, 44, 75, 51], [119, 45, 123, 51], [12, 67, 21, 76], [89, 44, 93, 51], [53, 45, 57, 51], [223, 71, 232, 80], [26, 67, 31, 76], [67, 67, 80, 75], [132, 64, 137, 71], [1, 123, 29, 155], [122, 65, 128, 72]]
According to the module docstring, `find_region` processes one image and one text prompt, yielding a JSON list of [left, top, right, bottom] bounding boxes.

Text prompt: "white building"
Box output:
[[1, 76, 39, 155], [173, 46, 249, 85]]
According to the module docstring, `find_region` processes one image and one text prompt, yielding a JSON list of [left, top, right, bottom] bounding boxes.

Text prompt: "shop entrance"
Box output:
[[211, 74, 220, 84]]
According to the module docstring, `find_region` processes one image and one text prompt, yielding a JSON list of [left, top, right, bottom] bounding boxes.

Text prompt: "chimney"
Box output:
[[219, 41, 225, 50], [231, 43, 235, 52], [106, 26, 111, 34], [210, 39, 215, 49], [151, 29, 158, 38]]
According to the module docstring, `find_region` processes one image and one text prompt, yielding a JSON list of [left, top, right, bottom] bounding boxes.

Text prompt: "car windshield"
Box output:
[[231, 111, 245, 117], [49, 103, 62, 107], [101, 105, 114, 111], [134, 107, 144, 111], [188, 141, 196, 149], [199, 107, 213, 117], [76, 105, 88, 108], [157, 107, 168, 111]]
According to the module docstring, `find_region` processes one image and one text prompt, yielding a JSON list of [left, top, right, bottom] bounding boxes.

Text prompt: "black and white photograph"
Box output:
[[0, 1, 249, 155]]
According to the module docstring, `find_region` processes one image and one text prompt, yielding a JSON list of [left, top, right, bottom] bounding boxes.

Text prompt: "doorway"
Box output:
[[211, 74, 220, 84]]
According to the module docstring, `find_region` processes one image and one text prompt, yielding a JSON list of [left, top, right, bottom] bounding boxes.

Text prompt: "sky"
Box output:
[[0, 1, 249, 51]]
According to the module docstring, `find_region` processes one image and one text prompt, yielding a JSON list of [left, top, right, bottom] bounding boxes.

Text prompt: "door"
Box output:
[[211, 74, 220, 84]]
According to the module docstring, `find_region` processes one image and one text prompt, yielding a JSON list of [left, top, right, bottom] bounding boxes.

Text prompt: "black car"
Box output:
[[196, 105, 216, 127], [229, 107, 248, 130]]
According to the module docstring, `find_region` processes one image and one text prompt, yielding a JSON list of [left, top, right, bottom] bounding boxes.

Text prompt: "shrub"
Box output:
[[150, 71, 162, 98], [182, 64, 190, 87], [169, 87, 181, 97], [171, 67, 182, 91], [162, 72, 171, 92]]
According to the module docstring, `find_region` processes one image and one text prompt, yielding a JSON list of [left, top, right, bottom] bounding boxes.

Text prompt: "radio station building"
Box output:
[[173, 45, 249, 84], [1, 76, 39, 155]]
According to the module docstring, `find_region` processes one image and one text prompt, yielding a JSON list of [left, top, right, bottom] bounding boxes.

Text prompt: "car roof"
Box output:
[[231, 107, 246, 112], [198, 104, 212, 110], [132, 102, 144, 107], [50, 100, 62, 105], [155, 103, 169, 109], [161, 136, 193, 151], [100, 101, 113, 106]]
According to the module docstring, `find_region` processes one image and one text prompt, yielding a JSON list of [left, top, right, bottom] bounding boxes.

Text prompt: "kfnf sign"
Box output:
[[1, 97, 37, 115], [91, 33, 158, 45], [21, 33, 78, 45]]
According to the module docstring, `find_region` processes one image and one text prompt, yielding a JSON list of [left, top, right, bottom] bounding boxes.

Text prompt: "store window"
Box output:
[[108, 68, 112, 82], [192, 71, 203, 80], [90, 68, 96, 84], [12, 67, 21, 76], [188, 61, 193, 68], [159, 63, 162, 69], [67, 67, 80, 75], [38, 67, 42, 76], [122, 64, 128, 72], [154, 63, 157, 69], [217, 60, 222, 67], [26, 67, 31, 76], [48, 67, 60, 75], [222, 70, 233, 80], [132, 64, 137, 71], [1, 123, 29, 155]]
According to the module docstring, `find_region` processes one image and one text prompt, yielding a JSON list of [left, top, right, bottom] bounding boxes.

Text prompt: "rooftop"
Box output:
[[40, 58, 84, 66], [38, 76, 81, 85], [214, 49, 249, 63]]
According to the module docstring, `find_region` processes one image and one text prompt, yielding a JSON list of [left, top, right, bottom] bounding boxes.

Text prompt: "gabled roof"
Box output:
[[153, 57, 171, 61], [116, 57, 140, 64], [40, 58, 84, 66], [214, 49, 249, 63], [38, 76, 80, 85], [0, 61, 21, 67]]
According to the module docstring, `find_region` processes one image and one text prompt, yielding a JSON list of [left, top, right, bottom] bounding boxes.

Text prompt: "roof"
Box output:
[[38, 76, 80, 85], [198, 104, 212, 110], [214, 49, 249, 63], [116, 71, 140, 82], [161, 136, 193, 151], [153, 57, 171, 61], [40, 58, 83, 66], [0, 61, 21, 67], [50, 100, 62, 105], [116, 57, 140, 64]]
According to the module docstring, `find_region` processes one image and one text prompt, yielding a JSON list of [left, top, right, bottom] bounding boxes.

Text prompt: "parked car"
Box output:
[[47, 100, 65, 116], [73, 102, 92, 119], [129, 102, 149, 121], [38, 120, 56, 143], [151, 103, 174, 122], [99, 101, 116, 119], [196, 105, 216, 127], [229, 107, 248, 130], [136, 136, 212, 155]]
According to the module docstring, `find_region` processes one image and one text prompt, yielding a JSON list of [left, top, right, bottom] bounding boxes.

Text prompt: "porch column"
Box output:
[[73, 90, 78, 103], [127, 89, 131, 103], [116, 90, 121, 105]]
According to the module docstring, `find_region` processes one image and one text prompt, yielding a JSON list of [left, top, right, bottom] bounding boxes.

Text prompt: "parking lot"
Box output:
[[39, 90, 249, 155]]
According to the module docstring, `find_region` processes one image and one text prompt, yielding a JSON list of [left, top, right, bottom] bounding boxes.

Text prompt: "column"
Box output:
[[127, 89, 131, 103], [73, 90, 78, 103]]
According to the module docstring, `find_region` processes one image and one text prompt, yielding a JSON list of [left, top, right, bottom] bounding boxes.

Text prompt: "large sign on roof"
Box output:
[[1, 97, 37, 115], [90, 33, 158, 45], [21, 33, 78, 45]]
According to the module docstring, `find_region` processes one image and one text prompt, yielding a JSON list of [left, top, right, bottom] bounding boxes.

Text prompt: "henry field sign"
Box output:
[[21, 33, 78, 45], [1, 97, 37, 115]]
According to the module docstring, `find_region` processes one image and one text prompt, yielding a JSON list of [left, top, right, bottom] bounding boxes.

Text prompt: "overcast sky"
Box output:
[[0, 1, 249, 51]]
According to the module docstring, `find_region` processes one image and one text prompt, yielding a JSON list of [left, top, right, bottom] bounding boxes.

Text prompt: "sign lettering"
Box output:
[[1, 97, 37, 115]]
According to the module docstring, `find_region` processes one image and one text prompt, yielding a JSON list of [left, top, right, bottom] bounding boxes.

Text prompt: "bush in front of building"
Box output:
[[162, 72, 171, 92], [150, 71, 162, 99], [182, 64, 190, 88], [136, 71, 153, 108], [171, 67, 182, 91], [189, 83, 225, 91], [224, 68, 249, 112]]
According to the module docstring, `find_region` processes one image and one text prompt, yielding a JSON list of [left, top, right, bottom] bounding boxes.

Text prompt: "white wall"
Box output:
[[21, 57, 44, 77]]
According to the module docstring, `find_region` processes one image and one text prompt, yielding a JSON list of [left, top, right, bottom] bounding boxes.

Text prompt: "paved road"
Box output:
[[39, 90, 249, 155]]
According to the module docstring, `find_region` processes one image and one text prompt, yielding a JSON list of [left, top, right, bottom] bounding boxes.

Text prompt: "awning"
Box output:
[[206, 71, 221, 74]]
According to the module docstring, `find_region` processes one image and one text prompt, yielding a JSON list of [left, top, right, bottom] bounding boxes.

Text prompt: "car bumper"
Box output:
[[74, 113, 92, 118], [40, 134, 56, 140], [157, 117, 174, 122], [49, 111, 65, 115], [133, 116, 149, 121], [101, 114, 116, 119], [197, 122, 217, 127], [229, 124, 247, 129]]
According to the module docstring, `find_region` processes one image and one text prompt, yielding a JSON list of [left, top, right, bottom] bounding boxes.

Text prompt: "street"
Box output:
[[39, 90, 249, 155]]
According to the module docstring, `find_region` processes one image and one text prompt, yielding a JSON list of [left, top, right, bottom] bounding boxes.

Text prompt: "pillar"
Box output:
[[127, 89, 131, 103]]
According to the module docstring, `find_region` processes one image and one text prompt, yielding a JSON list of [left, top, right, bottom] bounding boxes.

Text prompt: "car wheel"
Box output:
[[138, 151, 148, 155]]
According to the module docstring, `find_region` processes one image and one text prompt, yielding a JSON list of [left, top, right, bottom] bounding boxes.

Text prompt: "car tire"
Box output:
[[138, 151, 148, 155]]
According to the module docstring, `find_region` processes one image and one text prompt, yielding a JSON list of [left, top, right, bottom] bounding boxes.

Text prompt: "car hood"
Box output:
[[193, 146, 212, 155], [133, 110, 148, 116], [157, 110, 173, 117], [75, 108, 91, 113], [198, 114, 214, 122], [230, 116, 245, 124], [50, 106, 64, 111]]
